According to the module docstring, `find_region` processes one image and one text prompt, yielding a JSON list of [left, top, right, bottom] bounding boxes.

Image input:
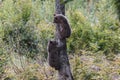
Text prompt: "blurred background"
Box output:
[[0, 0, 120, 80]]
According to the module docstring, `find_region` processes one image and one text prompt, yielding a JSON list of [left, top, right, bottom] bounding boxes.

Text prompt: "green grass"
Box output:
[[0, 0, 120, 80]]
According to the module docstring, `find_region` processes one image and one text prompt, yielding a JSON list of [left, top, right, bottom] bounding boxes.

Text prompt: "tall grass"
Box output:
[[0, 0, 120, 79]]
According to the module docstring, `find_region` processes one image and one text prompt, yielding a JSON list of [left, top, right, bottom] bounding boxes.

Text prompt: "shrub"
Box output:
[[0, 0, 54, 59], [0, 46, 8, 79], [67, 8, 120, 54]]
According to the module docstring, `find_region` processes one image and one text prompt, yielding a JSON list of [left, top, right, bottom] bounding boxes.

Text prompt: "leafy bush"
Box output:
[[67, 10, 94, 53], [0, 0, 120, 80], [0, 0, 54, 59], [67, 2, 120, 54], [0, 0, 38, 59], [0, 46, 8, 79]]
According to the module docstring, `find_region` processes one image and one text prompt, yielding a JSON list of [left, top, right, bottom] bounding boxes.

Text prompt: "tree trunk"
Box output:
[[114, 0, 120, 21], [55, 0, 74, 80]]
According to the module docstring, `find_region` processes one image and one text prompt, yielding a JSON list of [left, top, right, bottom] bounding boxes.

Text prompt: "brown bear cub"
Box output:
[[53, 14, 71, 39], [47, 40, 61, 70]]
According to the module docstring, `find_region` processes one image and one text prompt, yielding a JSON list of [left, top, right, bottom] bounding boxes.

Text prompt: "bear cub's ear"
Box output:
[[49, 40, 58, 45], [54, 13, 56, 16], [49, 40, 53, 44]]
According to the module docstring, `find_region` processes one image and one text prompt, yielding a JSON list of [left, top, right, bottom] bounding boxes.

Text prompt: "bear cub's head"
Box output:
[[47, 40, 58, 52], [53, 14, 67, 24]]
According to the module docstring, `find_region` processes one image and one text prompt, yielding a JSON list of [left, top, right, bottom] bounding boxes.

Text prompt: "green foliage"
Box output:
[[0, 0, 38, 59], [67, 0, 120, 54], [70, 53, 120, 80], [0, 46, 8, 78], [0, 0, 54, 59], [0, 0, 120, 80], [4, 77, 12, 80], [67, 10, 94, 52], [0, 50, 5, 77]]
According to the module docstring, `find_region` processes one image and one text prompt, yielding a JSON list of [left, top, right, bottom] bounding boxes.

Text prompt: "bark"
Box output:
[[55, 0, 74, 80]]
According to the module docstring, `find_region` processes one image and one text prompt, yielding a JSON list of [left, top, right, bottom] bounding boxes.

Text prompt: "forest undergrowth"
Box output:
[[0, 0, 120, 80]]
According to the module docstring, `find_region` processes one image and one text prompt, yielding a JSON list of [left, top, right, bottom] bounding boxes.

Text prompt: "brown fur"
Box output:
[[47, 40, 61, 70], [53, 14, 71, 39]]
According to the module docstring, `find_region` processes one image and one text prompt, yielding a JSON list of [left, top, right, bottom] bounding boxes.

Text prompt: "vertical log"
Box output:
[[55, 0, 74, 80]]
